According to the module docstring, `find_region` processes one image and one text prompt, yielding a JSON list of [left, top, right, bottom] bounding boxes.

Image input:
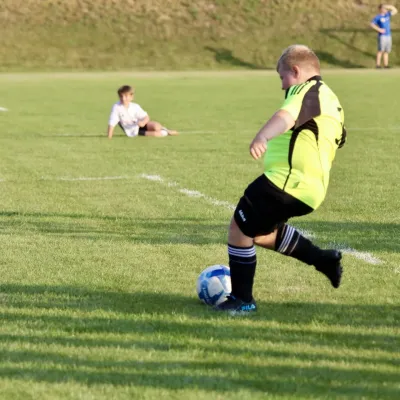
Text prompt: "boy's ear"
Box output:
[[292, 65, 301, 78]]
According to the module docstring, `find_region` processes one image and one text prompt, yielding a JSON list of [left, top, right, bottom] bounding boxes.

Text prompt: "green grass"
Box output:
[[1, 0, 399, 70], [0, 70, 399, 399]]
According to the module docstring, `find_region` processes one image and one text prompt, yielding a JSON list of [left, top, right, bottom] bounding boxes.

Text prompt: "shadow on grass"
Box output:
[[1, 283, 399, 330], [315, 51, 365, 68], [0, 284, 398, 396], [0, 355, 398, 397], [0, 212, 227, 244], [205, 46, 266, 69], [319, 28, 400, 62], [0, 211, 398, 252]]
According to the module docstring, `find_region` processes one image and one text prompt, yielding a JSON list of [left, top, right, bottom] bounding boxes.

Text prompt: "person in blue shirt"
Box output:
[[370, 4, 398, 68]]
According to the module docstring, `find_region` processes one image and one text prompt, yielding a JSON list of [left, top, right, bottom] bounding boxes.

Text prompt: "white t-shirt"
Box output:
[[108, 102, 148, 137]]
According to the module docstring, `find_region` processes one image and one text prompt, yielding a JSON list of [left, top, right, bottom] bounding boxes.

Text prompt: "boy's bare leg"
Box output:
[[143, 131, 169, 137], [145, 121, 178, 136], [376, 51, 383, 67], [383, 52, 389, 67]]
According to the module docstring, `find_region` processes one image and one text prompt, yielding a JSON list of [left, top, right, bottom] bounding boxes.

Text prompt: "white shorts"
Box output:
[[378, 36, 392, 53]]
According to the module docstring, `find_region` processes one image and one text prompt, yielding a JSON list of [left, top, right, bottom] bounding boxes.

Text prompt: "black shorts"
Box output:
[[234, 174, 313, 238], [118, 122, 148, 136], [138, 125, 148, 136]]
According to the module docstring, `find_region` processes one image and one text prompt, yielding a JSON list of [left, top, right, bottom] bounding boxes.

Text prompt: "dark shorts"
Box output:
[[234, 174, 313, 238], [118, 122, 148, 137], [138, 125, 148, 136]]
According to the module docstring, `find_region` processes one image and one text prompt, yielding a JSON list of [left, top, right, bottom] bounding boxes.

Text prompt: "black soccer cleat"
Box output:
[[314, 250, 343, 288], [214, 295, 257, 315]]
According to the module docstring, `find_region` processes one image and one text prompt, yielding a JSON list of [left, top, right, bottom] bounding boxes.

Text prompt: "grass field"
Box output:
[[0, 70, 399, 399]]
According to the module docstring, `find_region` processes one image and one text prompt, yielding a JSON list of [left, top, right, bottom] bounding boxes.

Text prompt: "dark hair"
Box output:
[[117, 85, 134, 96], [379, 3, 384, 9]]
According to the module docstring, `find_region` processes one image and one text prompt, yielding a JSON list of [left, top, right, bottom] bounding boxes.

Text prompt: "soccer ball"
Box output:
[[196, 265, 231, 306]]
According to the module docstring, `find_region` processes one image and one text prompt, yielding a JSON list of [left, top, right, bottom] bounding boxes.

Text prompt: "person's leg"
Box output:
[[216, 176, 279, 313], [383, 37, 392, 68], [227, 218, 256, 303], [254, 225, 342, 288], [138, 122, 166, 137], [383, 52, 389, 67], [376, 51, 383, 68], [376, 36, 383, 68], [145, 121, 178, 136], [216, 175, 343, 314], [145, 121, 162, 131]]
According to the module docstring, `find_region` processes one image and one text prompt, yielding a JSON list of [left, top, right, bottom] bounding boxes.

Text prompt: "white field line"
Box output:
[[330, 243, 382, 265], [140, 174, 235, 211], [140, 173, 382, 265], [56, 176, 128, 182], [0, 107, 8, 112], [49, 134, 100, 137]]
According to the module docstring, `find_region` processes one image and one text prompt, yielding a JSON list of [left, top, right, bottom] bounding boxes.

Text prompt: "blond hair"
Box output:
[[277, 45, 320, 72]]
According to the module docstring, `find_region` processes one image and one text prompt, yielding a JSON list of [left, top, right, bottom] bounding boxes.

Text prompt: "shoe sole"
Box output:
[[228, 309, 257, 316]]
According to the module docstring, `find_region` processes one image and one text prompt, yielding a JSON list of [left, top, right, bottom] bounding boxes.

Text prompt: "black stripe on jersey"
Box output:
[[336, 125, 347, 148], [283, 119, 319, 191], [283, 128, 301, 191], [292, 83, 307, 95], [295, 83, 308, 95], [286, 85, 298, 97], [295, 80, 322, 128], [289, 84, 301, 96]]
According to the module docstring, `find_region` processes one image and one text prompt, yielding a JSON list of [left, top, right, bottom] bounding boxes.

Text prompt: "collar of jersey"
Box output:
[[307, 75, 322, 82]]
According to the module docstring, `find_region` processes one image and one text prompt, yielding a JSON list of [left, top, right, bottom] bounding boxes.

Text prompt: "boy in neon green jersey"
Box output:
[[216, 45, 347, 315]]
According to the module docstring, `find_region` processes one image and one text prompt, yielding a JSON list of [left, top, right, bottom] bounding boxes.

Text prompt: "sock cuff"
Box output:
[[277, 225, 299, 254], [228, 244, 256, 258]]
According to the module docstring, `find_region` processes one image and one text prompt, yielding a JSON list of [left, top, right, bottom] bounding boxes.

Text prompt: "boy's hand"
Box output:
[[250, 139, 267, 160], [249, 110, 294, 160], [107, 125, 114, 139]]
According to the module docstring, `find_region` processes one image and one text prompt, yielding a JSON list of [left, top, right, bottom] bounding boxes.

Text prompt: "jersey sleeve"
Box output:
[[108, 104, 120, 127], [136, 104, 148, 120], [371, 14, 380, 24], [280, 82, 321, 129]]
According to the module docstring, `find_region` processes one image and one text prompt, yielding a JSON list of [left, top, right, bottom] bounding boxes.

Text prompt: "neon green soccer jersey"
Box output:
[[264, 75, 346, 209]]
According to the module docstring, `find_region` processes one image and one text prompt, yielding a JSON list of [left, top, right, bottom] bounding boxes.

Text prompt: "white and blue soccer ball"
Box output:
[[197, 265, 231, 306]]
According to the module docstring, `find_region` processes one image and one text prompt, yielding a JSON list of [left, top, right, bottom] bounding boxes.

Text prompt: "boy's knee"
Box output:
[[152, 121, 162, 130], [228, 218, 253, 247]]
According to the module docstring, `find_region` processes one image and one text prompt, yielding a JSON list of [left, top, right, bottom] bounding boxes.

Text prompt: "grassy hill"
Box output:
[[1, 0, 399, 70]]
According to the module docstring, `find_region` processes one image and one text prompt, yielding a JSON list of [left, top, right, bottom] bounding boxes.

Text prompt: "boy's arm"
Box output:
[[108, 104, 119, 139], [370, 22, 385, 33], [385, 5, 398, 15], [107, 125, 115, 139], [250, 81, 321, 160], [138, 115, 150, 127], [250, 110, 295, 160], [136, 104, 149, 127]]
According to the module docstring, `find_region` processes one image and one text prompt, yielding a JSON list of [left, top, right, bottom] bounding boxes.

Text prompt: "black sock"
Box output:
[[275, 224, 321, 266], [228, 244, 256, 302]]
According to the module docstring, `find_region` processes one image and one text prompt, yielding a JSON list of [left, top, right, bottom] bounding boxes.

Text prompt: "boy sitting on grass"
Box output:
[[107, 85, 178, 139]]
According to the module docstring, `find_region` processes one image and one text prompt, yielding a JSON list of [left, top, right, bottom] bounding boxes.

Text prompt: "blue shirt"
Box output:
[[372, 12, 392, 36]]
